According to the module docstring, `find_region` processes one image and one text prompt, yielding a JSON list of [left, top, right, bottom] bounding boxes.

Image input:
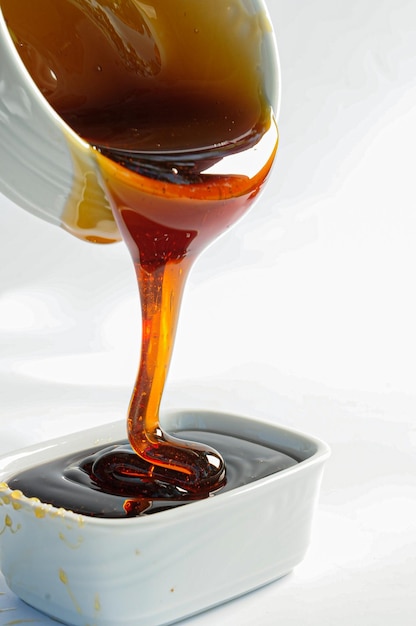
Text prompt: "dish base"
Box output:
[[0, 410, 330, 626]]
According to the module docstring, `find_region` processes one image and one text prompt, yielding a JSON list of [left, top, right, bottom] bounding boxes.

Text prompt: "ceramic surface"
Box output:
[[0, 410, 329, 626], [0, 6, 87, 225]]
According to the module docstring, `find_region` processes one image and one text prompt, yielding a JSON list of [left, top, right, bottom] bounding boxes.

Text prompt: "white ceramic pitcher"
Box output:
[[0, 2, 280, 244], [0, 5, 120, 243]]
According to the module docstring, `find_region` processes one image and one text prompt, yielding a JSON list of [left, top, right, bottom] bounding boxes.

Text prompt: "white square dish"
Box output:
[[0, 410, 330, 626]]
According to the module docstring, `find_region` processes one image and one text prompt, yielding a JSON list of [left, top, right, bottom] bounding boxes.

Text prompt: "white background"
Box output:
[[1, 0, 416, 623]]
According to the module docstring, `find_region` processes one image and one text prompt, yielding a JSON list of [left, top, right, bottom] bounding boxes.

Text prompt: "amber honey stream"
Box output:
[[2, 0, 278, 508]]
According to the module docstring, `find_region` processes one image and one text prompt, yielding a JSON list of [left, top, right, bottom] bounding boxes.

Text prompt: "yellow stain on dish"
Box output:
[[0, 486, 44, 518], [59, 531, 84, 550], [1, 490, 24, 510], [0, 514, 21, 535], [59, 569, 68, 585], [0, 484, 86, 529], [49, 507, 68, 519], [94, 593, 101, 612], [33, 505, 47, 519], [59, 569, 82, 615]]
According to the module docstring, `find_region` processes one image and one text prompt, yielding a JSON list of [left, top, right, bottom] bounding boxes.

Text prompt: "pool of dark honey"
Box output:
[[7, 431, 299, 518]]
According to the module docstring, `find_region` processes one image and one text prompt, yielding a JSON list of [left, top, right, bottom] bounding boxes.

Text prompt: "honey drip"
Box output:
[[2, 0, 278, 504], [61, 130, 120, 243]]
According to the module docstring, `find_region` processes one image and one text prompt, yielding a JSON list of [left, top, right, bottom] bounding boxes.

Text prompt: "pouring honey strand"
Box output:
[[2, 0, 278, 508]]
